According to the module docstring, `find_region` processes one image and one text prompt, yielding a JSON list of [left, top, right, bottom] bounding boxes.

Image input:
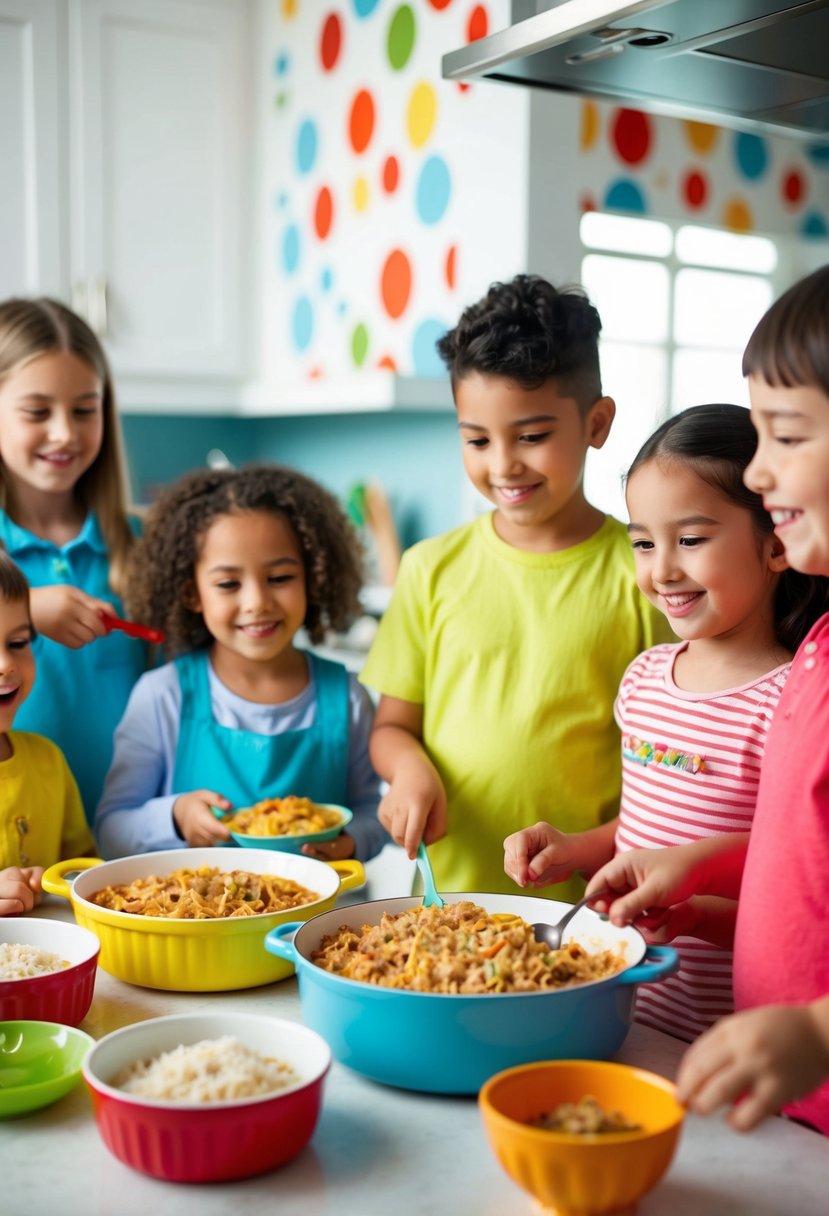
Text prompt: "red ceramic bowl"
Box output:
[[0, 919, 100, 1026], [82, 1012, 331, 1182]]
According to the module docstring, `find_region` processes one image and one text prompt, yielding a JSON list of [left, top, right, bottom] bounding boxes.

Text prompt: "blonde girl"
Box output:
[[0, 297, 146, 820], [95, 464, 386, 864]]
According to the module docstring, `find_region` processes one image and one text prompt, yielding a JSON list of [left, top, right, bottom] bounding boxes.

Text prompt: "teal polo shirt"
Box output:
[[0, 511, 148, 824]]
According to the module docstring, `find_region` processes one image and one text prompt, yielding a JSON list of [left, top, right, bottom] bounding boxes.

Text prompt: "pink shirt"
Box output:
[[616, 643, 789, 1041], [734, 613, 829, 1135]]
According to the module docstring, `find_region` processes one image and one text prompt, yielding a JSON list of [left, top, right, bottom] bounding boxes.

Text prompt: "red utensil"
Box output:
[[101, 612, 165, 644]]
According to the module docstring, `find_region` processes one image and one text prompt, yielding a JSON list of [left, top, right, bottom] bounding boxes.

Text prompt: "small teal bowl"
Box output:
[[0, 1020, 94, 1117], [231, 805, 353, 854]]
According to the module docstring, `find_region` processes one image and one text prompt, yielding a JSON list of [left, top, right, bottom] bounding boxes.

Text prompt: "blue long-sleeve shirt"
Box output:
[[95, 657, 387, 861]]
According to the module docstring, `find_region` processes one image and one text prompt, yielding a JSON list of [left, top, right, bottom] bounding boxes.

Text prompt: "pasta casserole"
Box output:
[[311, 901, 627, 994], [91, 866, 319, 919], [530, 1095, 642, 1134], [228, 796, 343, 837]]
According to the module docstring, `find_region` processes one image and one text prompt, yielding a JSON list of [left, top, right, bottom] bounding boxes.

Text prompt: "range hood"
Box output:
[[442, 0, 829, 140]]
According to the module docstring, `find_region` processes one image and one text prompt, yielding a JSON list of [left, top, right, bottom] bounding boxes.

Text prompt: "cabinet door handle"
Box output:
[[92, 277, 109, 336]]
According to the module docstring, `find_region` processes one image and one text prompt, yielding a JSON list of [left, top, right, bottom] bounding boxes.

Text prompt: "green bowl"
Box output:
[[0, 1020, 94, 1117], [231, 804, 353, 854]]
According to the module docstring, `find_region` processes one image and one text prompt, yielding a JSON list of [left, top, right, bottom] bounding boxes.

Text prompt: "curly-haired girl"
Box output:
[[95, 465, 386, 862]]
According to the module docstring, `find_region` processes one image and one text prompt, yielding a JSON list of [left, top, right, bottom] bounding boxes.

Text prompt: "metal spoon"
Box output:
[[532, 889, 609, 951], [416, 841, 445, 909]]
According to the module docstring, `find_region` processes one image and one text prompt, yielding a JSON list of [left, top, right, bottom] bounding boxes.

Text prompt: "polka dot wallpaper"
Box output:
[[264, 2, 829, 387], [264, 0, 526, 386], [576, 99, 829, 236]]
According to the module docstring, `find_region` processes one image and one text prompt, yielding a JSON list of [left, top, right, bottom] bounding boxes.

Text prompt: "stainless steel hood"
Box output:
[[442, 0, 829, 140]]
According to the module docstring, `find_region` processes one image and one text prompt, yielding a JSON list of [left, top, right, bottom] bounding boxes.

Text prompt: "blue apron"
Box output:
[[172, 650, 351, 808]]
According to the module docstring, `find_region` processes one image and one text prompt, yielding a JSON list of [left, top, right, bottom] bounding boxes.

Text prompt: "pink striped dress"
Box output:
[[614, 643, 790, 1042]]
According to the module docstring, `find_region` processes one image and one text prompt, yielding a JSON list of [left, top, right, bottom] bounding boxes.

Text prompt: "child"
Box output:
[[0, 552, 93, 916], [360, 273, 670, 897], [586, 265, 829, 1135], [0, 297, 147, 822], [504, 403, 829, 1041], [95, 464, 386, 863]]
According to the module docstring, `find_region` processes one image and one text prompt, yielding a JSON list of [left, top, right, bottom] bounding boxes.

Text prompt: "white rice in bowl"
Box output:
[[0, 942, 70, 980], [112, 1035, 300, 1102]]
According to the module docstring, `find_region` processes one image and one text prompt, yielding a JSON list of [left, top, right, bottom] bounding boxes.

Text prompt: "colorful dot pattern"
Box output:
[[581, 100, 828, 238], [270, 2, 829, 381], [271, 0, 511, 378]]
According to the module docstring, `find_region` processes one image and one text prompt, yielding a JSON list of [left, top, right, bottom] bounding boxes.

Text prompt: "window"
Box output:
[[580, 216, 777, 520]]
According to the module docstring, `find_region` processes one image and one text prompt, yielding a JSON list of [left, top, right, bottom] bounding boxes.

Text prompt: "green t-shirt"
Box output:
[[360, 512, 672, 900]]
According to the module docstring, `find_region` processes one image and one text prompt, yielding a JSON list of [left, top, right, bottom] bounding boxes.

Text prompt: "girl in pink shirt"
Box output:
[[587, 266, 829, 1135], [505, 402, 829, 1042]]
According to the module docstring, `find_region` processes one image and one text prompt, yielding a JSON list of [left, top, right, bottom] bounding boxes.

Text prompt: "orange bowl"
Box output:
[[479, 1059, 685, 1216]]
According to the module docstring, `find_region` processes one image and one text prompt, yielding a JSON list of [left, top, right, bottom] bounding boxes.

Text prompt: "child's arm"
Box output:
[[369, 694, 446, 859], [0, 866, 44, 916], [677, 996, 829, 1131], [585, 833, 751, 928], [504, 819, 618, 889], [95, 669, 231, 857], [29, 585, 113, 648]]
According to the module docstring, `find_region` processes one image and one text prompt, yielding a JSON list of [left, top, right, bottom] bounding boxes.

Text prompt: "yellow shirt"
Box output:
[[0, 732, 94, 870], [360, 513, 672, 900]]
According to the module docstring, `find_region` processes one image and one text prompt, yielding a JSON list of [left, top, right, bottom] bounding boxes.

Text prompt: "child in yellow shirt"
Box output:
[[0, 552, 92, 915], [360, 274, 671, 899]]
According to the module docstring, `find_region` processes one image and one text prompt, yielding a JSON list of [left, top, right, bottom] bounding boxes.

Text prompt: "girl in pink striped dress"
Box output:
[[504, 402, 829, 1041]]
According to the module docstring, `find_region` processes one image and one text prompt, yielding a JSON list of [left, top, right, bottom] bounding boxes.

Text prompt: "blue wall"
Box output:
[[121, 410, 467, 546], [121, 416, 253, 503]]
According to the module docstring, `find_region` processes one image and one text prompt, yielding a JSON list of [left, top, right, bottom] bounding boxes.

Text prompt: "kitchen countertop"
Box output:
[[3, 861, 827, 1216]]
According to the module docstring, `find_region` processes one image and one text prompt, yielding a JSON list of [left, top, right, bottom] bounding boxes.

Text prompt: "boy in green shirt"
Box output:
[[360, 274, 670, 899]]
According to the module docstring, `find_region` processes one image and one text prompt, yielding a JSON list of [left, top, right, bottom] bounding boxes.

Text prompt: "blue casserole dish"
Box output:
[[265, 893, 678, 1095]]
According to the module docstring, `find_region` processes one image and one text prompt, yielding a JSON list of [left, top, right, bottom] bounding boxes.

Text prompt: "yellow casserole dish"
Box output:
[[42, 847, 364, 992]]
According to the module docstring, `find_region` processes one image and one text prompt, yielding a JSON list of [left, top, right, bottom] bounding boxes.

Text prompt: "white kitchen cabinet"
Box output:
[[0, 0, 250, 390], [0, 0, 64, 300]]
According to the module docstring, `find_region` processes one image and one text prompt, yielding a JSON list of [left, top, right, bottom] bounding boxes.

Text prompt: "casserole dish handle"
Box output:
[[41, 857, 103, 900], [617, 945, 679, 986], [264, 922, 302, 964], [328, 859, 366, 893]]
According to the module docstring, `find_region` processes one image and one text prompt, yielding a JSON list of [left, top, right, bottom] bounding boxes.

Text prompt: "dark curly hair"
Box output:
[[627, 403, 829, 654], [124, 464, 365, 656], [436, 273, 603, 411]]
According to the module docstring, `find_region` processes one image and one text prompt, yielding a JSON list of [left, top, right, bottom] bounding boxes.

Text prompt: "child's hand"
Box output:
[[504, 822, 578, 889], [378, 762, 447, 859], [301, 833, 356, 862], [676, 1002, 829, 1131], [29, 585, 112, 649], [586, 845, 702, 929], [625, 899, 699, 944], [172, 791, 233, 847], [0, 866, 44, 916]]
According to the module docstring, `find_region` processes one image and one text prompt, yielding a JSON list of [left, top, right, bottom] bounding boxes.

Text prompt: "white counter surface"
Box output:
[[3, 872, 827, 1216]]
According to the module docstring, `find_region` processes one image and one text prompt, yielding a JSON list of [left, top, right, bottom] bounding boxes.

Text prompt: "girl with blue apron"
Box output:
[[171, 650, 351, 808]]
